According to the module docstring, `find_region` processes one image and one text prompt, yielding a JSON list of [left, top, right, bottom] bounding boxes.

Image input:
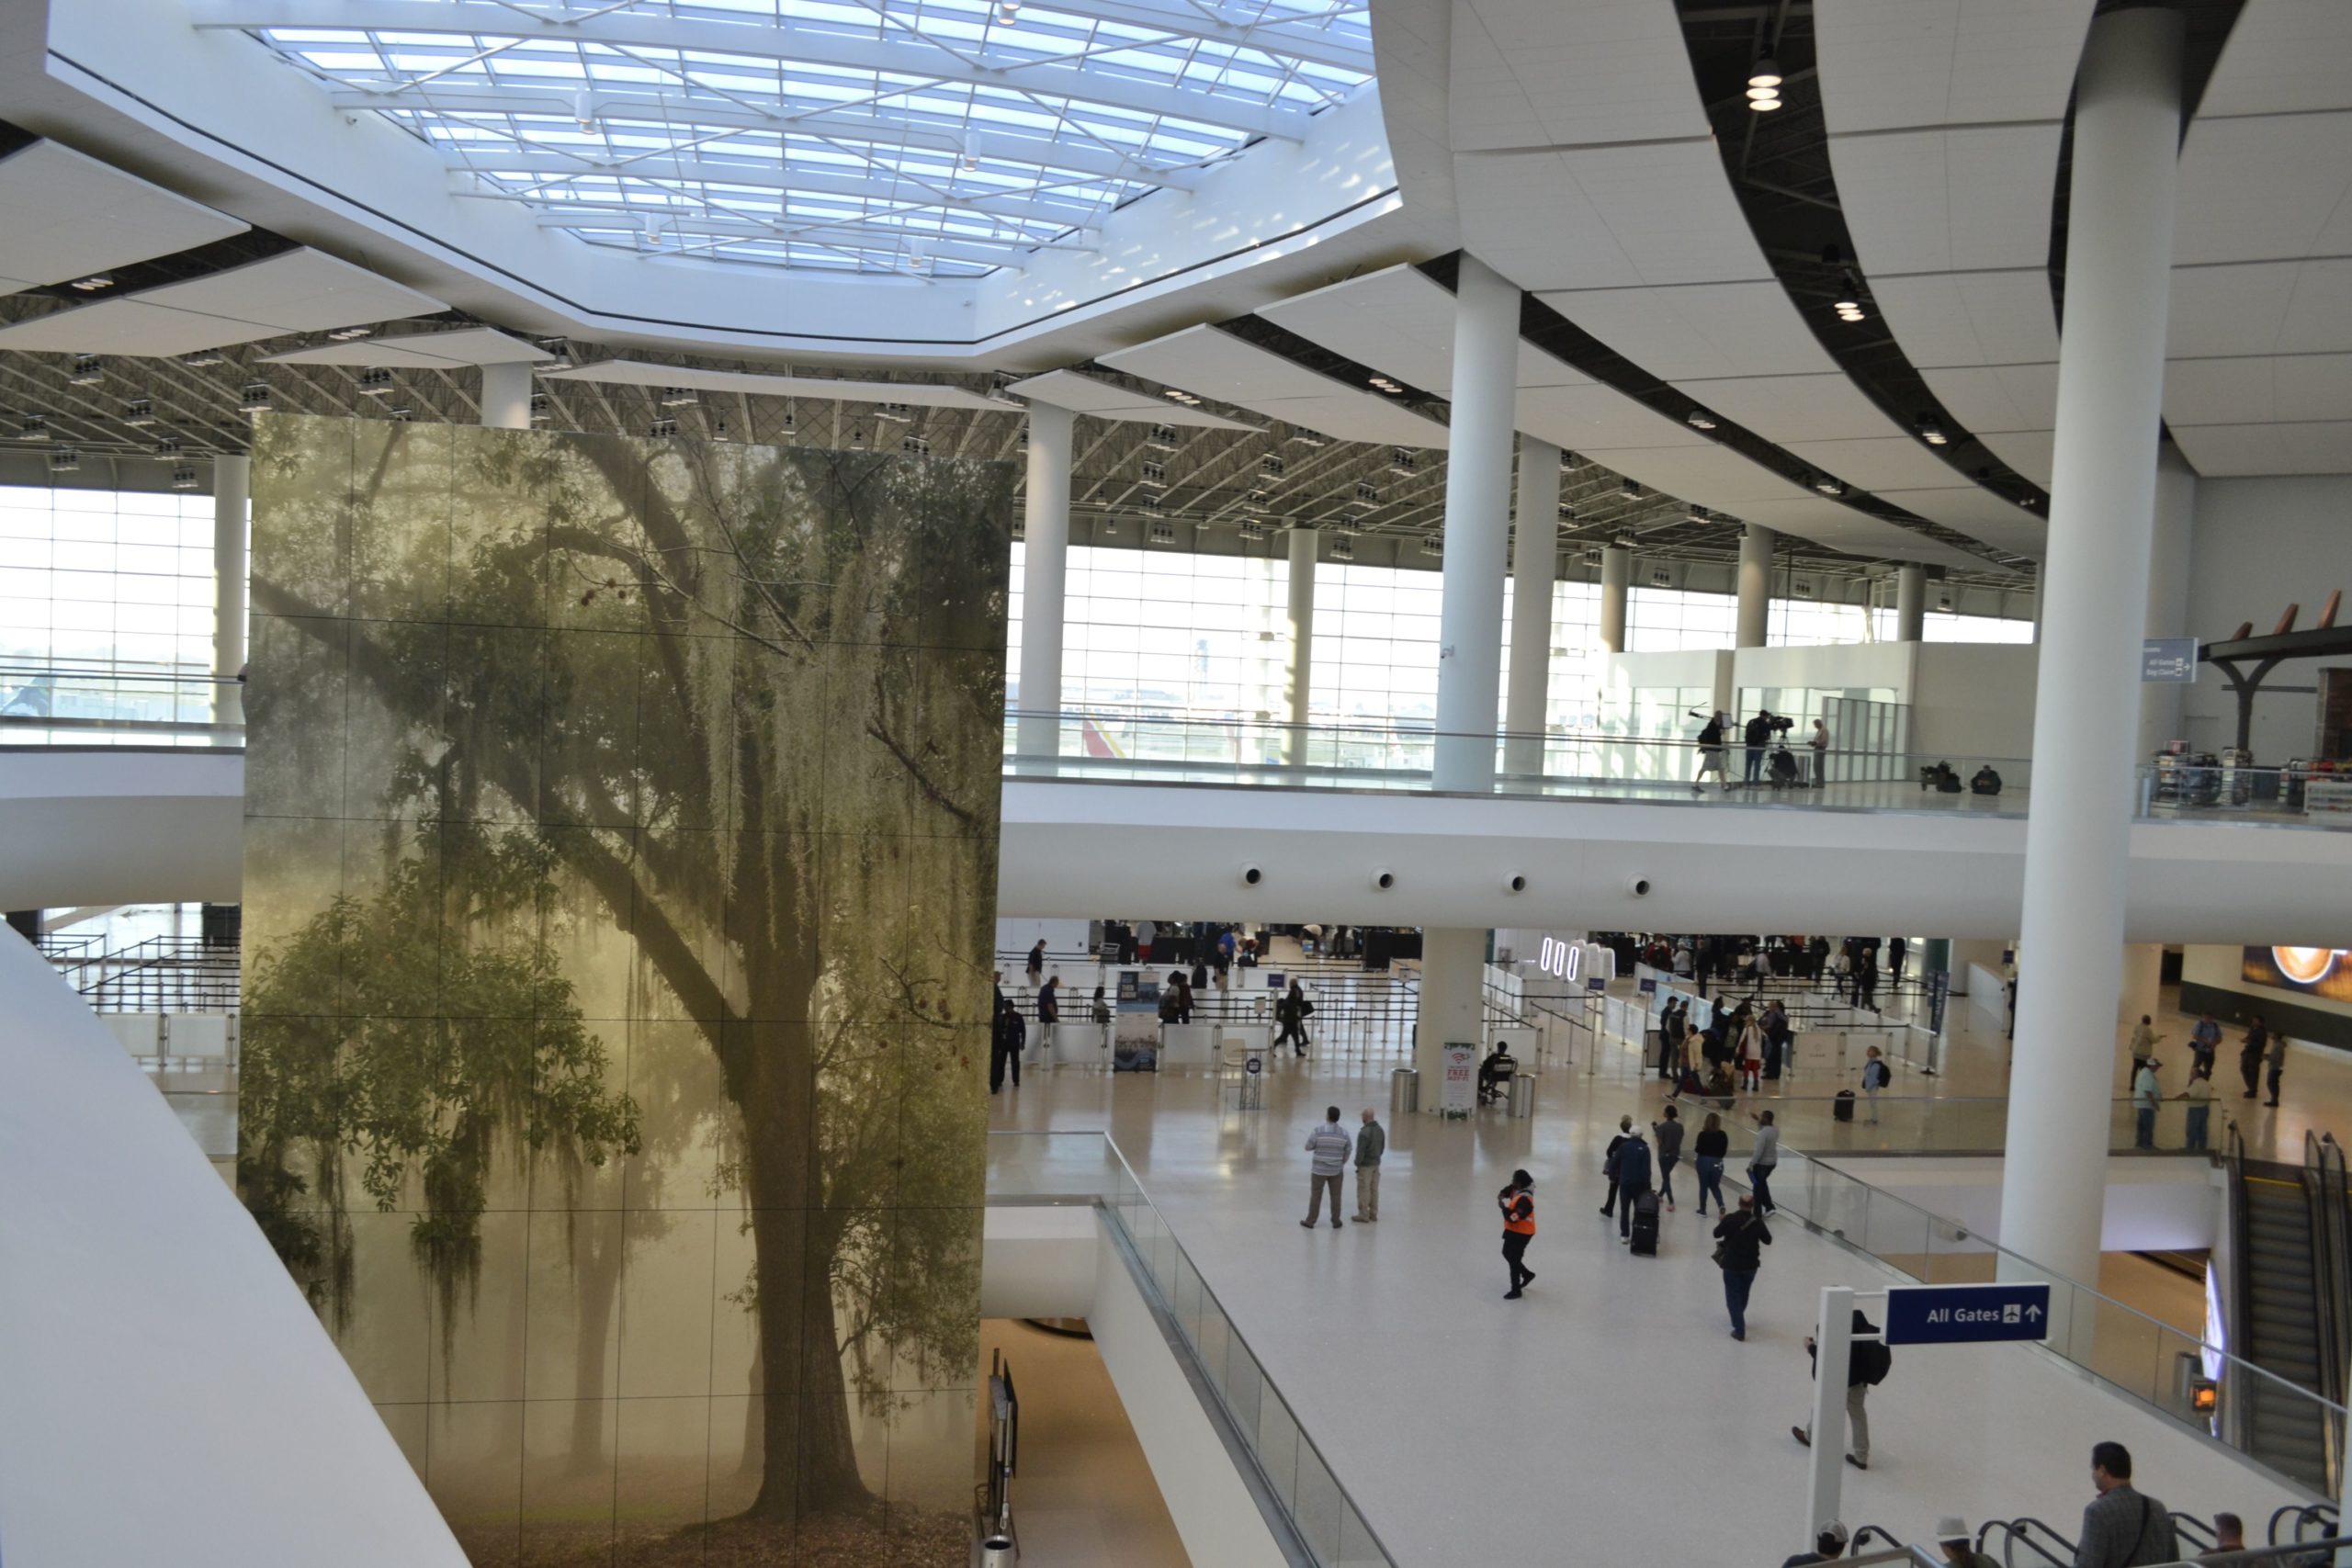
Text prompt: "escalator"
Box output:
[[2222, 1129, 2351, 1489]]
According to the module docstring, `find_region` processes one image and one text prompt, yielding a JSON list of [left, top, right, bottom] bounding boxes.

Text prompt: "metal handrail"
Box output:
[[2308, 1130, 2351, 1494], [1986, 1515, 2075, 1568], [2272, 1501, 2338, 1544]]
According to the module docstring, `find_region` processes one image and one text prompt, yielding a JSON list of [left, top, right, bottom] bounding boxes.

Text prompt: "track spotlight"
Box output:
[[69, 355, 104, 387], [123, 398, 155, 427], [19, 414, 50, 443], [239, 383, 272, 412], [50, 447, 80, 473], [171, 463, 200, 491]]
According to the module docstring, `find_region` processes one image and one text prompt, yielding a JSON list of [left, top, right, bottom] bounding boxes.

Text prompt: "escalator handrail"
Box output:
[[2171, 1511, 2216, 1551], [2303, 1130, 2349, 1494], [1989, 1516, 2076, 1568], [2272, 1500, 2339, 1545]]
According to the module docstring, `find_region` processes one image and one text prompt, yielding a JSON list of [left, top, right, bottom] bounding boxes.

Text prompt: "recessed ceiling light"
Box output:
[[1686, 408, 1717, 431], [1813, 476, 1847, 497], [1915, 413, 1949, 446], [183, 349, 226, 368], [70, 273, 115, 293], [325, 324, 373, 342]]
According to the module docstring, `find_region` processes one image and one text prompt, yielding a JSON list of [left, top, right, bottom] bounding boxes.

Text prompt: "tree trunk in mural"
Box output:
[[241, 418, 1005, 1553]]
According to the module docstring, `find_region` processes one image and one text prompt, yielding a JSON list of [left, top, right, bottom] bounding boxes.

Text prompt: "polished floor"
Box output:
[[988, 1055, 2314, 1567], [977, 1319, 1190, 1568]]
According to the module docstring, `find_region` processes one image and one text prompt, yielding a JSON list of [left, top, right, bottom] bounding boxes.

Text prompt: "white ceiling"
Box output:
[[0, 141, 248, 296], [1004, 369, 1263, 430], [2169, 6, 2352, 474], [262, 326, 550, 368], [1259, 265, 1588, 396], [1813, 0, 2086, 494], [0, 248, 442, 355], [1097, 322, 1453, 448], [542, 358, 1008, 410], [1441, 0, 2037, 561]]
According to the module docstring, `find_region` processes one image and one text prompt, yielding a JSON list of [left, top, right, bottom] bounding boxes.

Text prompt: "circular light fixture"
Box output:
[[1748, 56, 1783, 89], [1746, 85, 1780, 101], [1748, 93, 1783, 112]]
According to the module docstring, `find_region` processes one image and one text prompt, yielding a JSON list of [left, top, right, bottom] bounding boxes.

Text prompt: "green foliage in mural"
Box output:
[[241, 415, 1009, 1548]]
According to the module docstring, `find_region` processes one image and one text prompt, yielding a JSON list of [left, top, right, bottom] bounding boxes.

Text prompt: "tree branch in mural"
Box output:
[[237, 829, 642, 1339], [243, 418, 1005, 1540]]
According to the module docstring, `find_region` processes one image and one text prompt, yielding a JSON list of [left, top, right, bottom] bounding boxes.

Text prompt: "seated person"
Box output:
[[1477, 1045, 1519, 1102]]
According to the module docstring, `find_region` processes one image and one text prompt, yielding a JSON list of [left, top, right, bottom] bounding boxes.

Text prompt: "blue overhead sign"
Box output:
[[1884, 1282, 2052, 1346], [2143, 637, 2199, 683]]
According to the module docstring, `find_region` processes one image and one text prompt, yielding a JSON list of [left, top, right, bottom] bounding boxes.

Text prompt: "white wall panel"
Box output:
[[1811, 0, 2098, 134], [0, 141, 247, 294], [1870, 271, 2059, 370], [1540, 281, 1835, 381]]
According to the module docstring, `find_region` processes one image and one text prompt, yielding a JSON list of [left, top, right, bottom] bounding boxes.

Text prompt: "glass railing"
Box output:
[[987, 1131, 1394, 1568], [0, 663, 243, 746], [1727, 1145, 2347, 1494]]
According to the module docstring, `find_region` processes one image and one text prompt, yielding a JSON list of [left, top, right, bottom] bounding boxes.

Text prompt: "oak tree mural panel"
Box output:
[[240, 416, 1009, 1565]]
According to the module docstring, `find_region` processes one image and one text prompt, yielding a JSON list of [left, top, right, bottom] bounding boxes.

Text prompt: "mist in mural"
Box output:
[[237, 415, 1010, 1564]]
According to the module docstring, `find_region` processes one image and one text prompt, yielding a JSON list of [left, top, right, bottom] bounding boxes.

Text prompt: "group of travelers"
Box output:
[[1659, 997, 1797, 1100], [2126, 1010, 2296, 1152], [1635, 931, 1905, 1004], [1687, 705, 1831, 793], [1299, 1104, 1386, 1228]]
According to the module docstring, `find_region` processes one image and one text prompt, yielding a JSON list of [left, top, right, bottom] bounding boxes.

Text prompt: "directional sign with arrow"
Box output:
[[1883, 1281, 2052, 1346]]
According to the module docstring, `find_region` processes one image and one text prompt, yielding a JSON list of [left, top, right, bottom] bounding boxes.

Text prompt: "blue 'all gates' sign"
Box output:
[[1883, 1281, 2052, 1346]]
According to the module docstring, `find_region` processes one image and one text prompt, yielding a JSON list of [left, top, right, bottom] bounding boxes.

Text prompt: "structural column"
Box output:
[[1894, 564, 1928, 642], [480, 361, 533, 431], [2137, 446, 2198, 756], [1736, 526, 1774, 649], [1600, 545, 1631, 654], [1997, 6, 2185, 1298], [1503, 437, 1559, 778], [1431, 254, 1521, 793], [212, 454, 249, 728], [1283, 525, 1317, 765], [1414, 927, 1489, 1099], [1014, 401, 1076, 761]]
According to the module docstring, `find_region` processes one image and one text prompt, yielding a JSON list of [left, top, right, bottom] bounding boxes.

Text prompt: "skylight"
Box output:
[[233, 0, 1376, 276]]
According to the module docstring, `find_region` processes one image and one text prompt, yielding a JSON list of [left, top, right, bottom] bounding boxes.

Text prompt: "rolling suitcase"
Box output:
[[1833, 1089, 1856, 1123], [1630, 1191, 1662, 1257]]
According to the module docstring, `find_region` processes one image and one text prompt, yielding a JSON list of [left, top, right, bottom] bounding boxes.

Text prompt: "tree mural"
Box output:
[[240, 416, 1009, 1562]]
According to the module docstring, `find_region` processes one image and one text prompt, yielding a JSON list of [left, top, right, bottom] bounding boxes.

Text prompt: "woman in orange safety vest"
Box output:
[[1498, 1168, 1536, 1299]]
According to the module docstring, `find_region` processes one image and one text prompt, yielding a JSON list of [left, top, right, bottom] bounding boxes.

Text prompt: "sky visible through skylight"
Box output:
[[251, 0, 1374, 276]]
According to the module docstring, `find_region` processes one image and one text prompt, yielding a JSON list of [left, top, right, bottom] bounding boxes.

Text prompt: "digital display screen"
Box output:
[[2244, 946, 2352, 1001]]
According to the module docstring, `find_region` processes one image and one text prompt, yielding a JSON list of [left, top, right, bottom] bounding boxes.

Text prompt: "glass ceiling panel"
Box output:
[[246, 0, 1376, 276]]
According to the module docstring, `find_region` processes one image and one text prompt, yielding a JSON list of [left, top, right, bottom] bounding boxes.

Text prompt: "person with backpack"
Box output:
[[1860, 1046, 1891, 1126], [1604, 1123, 1653, 1245], [1689, 707, 1730, 793], [1599, 1114, 1634, 1218], [1793, 1308, 1891, 1470], [1712, 1193, 1771, 1340]]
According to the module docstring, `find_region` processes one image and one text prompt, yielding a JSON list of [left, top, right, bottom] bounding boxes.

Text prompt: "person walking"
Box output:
[[1037, 973, 1061, 1034], [2264, 1028, 2288, 1108], [2127, 1014, 2163, 1081], [1888, 935, 1908, 987], [1793, 1308, 1890, 1471], [1498, 1168, 1537, 1298], [2071, 1441, 2177, 1567], [1712, 1193, 1771, 1340], [2239, 1015, 2268, 1100], [1693, 1111, 1730, 1216], [1860, 1045, 1890, 1126], [1605, 1124, 1653, 1244], [2176, 1066, 2214, 1152], [2132, 1056, 2164, 1149], [1689, 708, 1731, 793], [1274, 980, 1312, 1056], [1025, 940, 1046, 987], [1854, 950, 1881, 1012], [2188, 1013, 2222, 1081], [1748, 1110, 1781, 1214], [1600, 1115, 1634, 1217], [1652, 1104, 1684, 1213], [1762, 1001, 1792, 1084], [1830, 946, 1853, 1003], [1351, 1108, 1385, 1223], [1299, 1107, 1351, 1230], [1136, 919, 1157, 963]]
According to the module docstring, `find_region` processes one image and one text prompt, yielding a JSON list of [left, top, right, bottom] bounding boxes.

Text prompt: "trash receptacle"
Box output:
[[980, 1534, 1017, 1568], [1509, 1075, 1535, 1119], [1390, 1066, 1419, 1115]]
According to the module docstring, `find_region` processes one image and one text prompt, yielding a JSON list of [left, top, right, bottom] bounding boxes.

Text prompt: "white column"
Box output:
[[1997, 6, 2184, 1292], [212, 455, 249, 729], [1600, 546, 1631, 654], [480, 361, 532, 431], [1283, 526, 1317, 765], [1414, 927, 1488, 1094], [1503, 437, 1559, 778], [2137, 446, 2198, 757], [1736, 526, 1774, 649], [1015, 401, 1075, 761], [1804, 1286, 1856, 1543], [1432, 254, 1521, 794], [1894, 564, 1928, 642]]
